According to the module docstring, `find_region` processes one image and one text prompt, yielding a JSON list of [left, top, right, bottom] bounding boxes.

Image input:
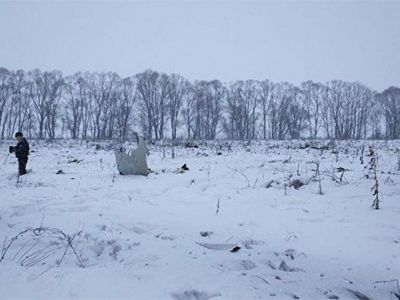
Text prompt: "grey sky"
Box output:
[[0, 0, 399, 91]]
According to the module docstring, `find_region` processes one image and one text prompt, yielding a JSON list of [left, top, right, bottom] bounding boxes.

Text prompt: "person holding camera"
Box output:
[[9, 132, 30, 176]]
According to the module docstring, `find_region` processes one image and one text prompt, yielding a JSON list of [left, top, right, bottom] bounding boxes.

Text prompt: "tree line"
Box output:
[[0, 67, 399, 141]]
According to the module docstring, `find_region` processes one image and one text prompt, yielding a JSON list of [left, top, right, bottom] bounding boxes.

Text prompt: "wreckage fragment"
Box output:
[[115, 136, 149, 176]]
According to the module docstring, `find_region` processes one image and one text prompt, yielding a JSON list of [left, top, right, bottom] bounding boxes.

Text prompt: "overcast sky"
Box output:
[[0, 0, 399, 91]]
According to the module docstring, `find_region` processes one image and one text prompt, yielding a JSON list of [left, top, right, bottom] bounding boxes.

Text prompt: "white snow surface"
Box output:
[[0, 139, 399, 300]]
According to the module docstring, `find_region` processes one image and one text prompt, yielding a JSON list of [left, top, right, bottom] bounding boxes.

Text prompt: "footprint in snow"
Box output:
[[282, 248, 306, 260], [218, 259, 256, 271], [321, 289, 340, 299], [172, 290, 221, 300], [278, 260, 304, 272], [155, 233, 176, 240]]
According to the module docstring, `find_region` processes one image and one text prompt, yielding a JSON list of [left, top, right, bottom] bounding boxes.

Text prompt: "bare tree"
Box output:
[[27, 69, 64, 139], [379, 87, 400, 139], [191, 80, 225, 140], [301, 81, 326, 139], [0, 70, 31, 138], [45, 71, 64, 139], [182, 87, 195, 140], [268, 82, 304, 139], [86, 72, 119, 139], [224, 80, 258, 140], [168, 74, 190, 140], [136, 70, 169, 140], [115, 77, 137, 141], [154, 73, 169, 140], [0, 68, 13, 139], [324, 81, 372, 140], [258, 80, 273, 140], [0, 66, 398, 141], [65, 73, 87, 139]]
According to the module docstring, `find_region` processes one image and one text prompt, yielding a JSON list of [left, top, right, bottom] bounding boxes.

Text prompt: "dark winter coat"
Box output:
[[15, 138, 30, 159]]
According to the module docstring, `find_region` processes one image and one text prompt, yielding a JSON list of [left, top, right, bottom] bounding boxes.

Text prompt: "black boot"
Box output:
[[18, 157, 28, 175]]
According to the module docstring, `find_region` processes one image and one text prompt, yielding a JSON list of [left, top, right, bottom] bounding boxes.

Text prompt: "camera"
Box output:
[[9, 146, 15, 153]]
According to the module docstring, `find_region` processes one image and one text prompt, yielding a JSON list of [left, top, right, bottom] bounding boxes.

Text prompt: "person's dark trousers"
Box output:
[[18, 157, 28, 175]]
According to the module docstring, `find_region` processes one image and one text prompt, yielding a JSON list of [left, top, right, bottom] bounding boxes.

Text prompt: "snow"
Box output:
[[0, 140, 399, 299]]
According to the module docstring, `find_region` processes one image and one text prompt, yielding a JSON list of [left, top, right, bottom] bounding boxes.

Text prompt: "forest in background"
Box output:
[[0, 67, 399, 141]]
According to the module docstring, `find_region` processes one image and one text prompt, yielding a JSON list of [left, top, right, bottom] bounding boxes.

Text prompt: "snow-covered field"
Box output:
[[0, 139, 399, 300]]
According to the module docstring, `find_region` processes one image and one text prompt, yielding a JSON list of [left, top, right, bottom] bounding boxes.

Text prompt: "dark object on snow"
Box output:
[[56, 170, 65, 175], [265, 180, 277, 189], [336, 167, 350, 174], [336, 167, 350, 183], [12, 135, 29, 176], [18, 157, 28, 176], [67, 158, 82, 164], [174, 164, 189, 174], [230, 246, 241, 253], [283, 249, 296, 260], [289, 179, 305, 190], [217, 152, 223, 155], [279, 260, 292, 271], [184, 142, 199, 148], [345, 288, 372, 300], [200, 231, 213, 237]]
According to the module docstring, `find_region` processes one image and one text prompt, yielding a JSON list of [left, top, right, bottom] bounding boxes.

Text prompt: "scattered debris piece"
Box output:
[[175, 164, 190, 174], [230, 246, 241, 253], [345, 288, 372, 300], [289, 178, 305, 189], [115, 136, 149, 176], [200, 231, 213, 237], [197, 243, 237, 250], [67, 158, 82, 164]]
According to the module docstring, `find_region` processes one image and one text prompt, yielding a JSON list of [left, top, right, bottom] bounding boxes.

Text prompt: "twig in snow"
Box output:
[[367, 146, 380, 209], [229, 167, 250, 188], [0, 226, 85, 268], [253, 275, 270, 285], [286, 232, 298, 241]]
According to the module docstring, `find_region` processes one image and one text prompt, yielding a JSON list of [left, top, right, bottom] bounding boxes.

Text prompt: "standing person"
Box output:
[[9, 132, 30, 175]]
